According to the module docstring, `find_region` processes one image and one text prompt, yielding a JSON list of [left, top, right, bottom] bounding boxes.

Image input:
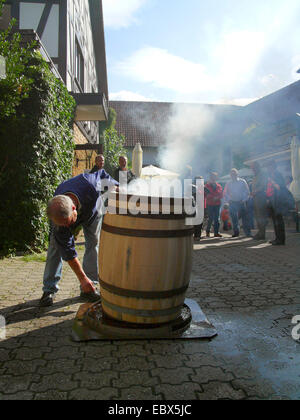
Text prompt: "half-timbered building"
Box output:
[[0, 0, 108, 175]]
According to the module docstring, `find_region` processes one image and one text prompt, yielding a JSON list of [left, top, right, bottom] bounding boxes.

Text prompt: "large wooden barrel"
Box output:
[[98, 193, 194, 325]]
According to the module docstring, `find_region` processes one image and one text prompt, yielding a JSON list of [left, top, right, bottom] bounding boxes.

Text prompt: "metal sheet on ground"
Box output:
[[71, 298, 217, 341]]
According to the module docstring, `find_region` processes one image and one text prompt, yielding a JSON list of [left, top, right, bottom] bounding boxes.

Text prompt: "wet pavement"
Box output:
[[0, 228, 299, 400]]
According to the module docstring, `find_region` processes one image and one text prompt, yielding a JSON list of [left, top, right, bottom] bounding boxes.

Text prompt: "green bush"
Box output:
[[0, 3, 76, 256], [103, 127, 127, 175]]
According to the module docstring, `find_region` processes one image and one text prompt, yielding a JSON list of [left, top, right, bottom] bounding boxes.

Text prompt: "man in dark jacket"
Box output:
[[39, 170, 119, 307], [113, 156, 136, 184], [266, 160, 286, 245], [90, 154, 105, 173], [251, 162, 268, 240]]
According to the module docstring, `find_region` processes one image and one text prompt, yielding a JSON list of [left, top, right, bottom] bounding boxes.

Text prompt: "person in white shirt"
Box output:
[[224, 168, 251, 238]]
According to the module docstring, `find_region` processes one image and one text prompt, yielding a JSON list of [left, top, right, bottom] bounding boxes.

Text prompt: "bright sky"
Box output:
[[103, 0, 300, 105]]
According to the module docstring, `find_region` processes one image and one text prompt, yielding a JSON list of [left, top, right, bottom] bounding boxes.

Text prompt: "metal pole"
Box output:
[[0, 55, 6, 79]]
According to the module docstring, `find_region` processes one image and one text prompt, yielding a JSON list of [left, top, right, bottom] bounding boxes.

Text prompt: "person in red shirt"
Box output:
[[205, 172, 223, 237], [221, 204, 232, 231]]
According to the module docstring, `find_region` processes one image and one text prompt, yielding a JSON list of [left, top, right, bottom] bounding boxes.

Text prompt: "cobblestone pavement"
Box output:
[[0, 228, 299, 400]]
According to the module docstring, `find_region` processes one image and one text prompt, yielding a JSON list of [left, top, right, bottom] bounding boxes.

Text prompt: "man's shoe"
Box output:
[[194, 236, 201, 242], [214, 233, 223, 238], [39, 292, 56, 307], [206, 232, 210, 238], [269, 240, 285, 246], [80, 290, 101, 303], [232, 232, 239, 238]]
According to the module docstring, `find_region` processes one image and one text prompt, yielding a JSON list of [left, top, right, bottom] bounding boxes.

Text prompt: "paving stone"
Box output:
[[147, 354, 189, 369], [0, 374, 40, 394], [1, 391, 34, 400], [190, 366, 234, 384], [0, 348, 12, 361], [11, 347, 46, 361], [112, 370, 159, 388], [197, 382, 246, 400], [231, 378, 277, 399], [37, 359, 79, 375], [151, 367, 194, 385], [113, 343, 151, 357], [29, 373, 78, 392], [4, 359, 46, 376], [34, 390, 69, 400], [69, 387, 119, 400], [112, 355, 156, 371], [82, 343, 117, 359], [118, 386, 159, 400], [76, 356, 113, 372], [43, 345, 83, 360], [156, 382, 203, 400], [74, 370, 118, 389]]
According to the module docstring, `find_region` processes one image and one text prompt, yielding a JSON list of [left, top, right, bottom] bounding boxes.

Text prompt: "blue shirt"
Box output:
[[224, 178, 250, 203], [52, 170, 118, 261]]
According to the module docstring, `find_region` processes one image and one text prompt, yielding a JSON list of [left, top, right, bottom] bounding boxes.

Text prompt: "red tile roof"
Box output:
[[109, 101, 239, 148]]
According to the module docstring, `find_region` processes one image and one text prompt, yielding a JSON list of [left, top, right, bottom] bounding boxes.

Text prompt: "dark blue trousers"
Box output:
[[206, 205, 220, 235]]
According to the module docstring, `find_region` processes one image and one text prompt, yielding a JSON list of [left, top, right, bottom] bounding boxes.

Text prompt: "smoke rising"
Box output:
[[158, 103, 216, 177]]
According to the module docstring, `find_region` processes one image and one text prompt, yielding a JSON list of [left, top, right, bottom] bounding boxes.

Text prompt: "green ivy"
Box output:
[[0, 1, 76, 256], [103, 127, 127, 175]]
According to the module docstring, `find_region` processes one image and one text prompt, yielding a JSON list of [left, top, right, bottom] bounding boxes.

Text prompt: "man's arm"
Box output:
[[242, 179, 250, 202], [67, 257, 96, 293], [224, 182, 230, 203], [53, 226, 95, 293]]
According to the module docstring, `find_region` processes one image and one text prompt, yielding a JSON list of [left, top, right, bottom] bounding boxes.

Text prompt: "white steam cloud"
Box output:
[[158, 104, 216, 175]]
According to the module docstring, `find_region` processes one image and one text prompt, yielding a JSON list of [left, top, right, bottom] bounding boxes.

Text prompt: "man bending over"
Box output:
[[39, 169, 118, 307]]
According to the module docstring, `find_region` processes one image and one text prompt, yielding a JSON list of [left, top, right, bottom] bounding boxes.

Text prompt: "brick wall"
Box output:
[[72, 123, 98, 176]]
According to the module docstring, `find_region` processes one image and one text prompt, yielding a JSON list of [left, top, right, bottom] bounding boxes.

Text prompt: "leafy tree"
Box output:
[[99, 107, 117, 141], [0, 0, 36, 118], [103, 128, 127, 175], [98, 107, 127, 174]]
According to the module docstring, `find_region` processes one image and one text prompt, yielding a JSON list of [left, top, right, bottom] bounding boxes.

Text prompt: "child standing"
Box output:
[[221, 204, 232, 231]]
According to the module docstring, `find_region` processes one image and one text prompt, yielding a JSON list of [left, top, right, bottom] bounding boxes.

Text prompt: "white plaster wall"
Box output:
[[67, 0, 98, 93]]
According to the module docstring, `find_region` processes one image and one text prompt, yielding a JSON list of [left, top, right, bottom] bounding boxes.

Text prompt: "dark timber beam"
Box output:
[[36, 1, 53, 39]]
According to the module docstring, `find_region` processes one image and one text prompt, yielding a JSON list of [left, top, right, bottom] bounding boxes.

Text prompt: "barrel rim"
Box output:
[[101, 296, 183, 318], [106, 208, 189, 219], [101, 223, 195, 238], [99, 278, 189, 299], [109, 191, 194, 207]]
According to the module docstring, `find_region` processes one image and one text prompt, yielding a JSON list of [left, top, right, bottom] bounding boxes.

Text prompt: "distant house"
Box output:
[[110, 100, 244, 177], [109, 101, 172, 166], [1, 0, 108, 175], [242, 80, 300, 178]]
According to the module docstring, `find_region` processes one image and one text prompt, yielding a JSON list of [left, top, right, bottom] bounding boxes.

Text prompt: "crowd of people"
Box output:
[[194, 161, 295, 246]]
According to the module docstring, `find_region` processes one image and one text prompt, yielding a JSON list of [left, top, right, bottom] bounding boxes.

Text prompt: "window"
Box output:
[[75, 39, 84, 91], [0, 4, 11, 30]]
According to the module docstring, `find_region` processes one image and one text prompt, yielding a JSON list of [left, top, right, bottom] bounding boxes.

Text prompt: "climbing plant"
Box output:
[[0, 1, 76, 256]]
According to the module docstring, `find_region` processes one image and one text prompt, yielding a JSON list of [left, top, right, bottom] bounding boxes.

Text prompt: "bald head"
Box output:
[[47, 195, 77, 227], [230, 168, 238, 181], [95, 155, 105, 169]]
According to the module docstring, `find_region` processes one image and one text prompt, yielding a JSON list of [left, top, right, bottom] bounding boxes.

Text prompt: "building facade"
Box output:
[[1, 0, 108, 175], [241, 80, 300, 178]]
